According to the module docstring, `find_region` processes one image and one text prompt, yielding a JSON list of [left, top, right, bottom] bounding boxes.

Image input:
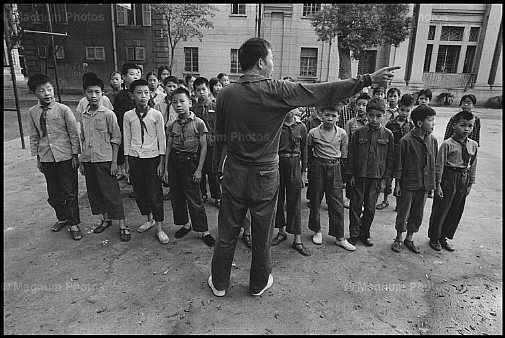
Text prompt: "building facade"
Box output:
[[12, 3, 502, 104]]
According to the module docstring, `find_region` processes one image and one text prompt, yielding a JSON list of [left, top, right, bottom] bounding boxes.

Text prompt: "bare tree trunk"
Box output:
[[338, 46, 352, 79]]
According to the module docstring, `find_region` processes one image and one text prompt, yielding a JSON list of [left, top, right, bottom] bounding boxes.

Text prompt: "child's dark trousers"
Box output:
[[275, 155, 304, 235], [349, 177, 381, 239], [129, 156, 164, 222]]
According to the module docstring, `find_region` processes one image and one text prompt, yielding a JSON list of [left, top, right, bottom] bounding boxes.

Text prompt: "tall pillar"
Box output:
[[407, 4, 432, 87], [474, 4, 502, 89], [3, 3, 25, 83]]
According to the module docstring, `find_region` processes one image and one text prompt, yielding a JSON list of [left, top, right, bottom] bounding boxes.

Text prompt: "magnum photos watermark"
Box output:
[[19, 11, 105, 23], [3, 281, 105, 294], [344, 281, 427, 293]]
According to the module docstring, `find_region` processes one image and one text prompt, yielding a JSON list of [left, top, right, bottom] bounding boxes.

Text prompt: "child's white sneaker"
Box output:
[[137, 219, 155, 233], [312, 232, 323, 245]]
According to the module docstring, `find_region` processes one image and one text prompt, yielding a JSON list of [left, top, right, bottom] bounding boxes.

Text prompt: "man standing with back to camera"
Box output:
[[208, 37, 400, 297]]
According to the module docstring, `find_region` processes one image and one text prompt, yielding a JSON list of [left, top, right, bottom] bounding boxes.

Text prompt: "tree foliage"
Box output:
[[151, 4, 219, 74], [311, 4, 411, 78]]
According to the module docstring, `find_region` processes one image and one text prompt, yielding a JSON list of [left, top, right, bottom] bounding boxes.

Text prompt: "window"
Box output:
[[184, 47, 199, 72], [231, 4, 245, 15], [300, 48, 318, 77], [469, 27, 480, 42], [440, 26, 464, 41], [38, 46, 47, 59], [428, 26, 436, 40], [117, 4, 150, 26], [142, 4, 151, 26], [86, 47, 105, 61], [55, 46, 65, 60], [357, 50, 377, 75], [435, 45, 460, 73], [424, 44, 433, 72], [51, 4, 68, 24], [463, 46, 476, 73], [31, 4, 43, 24], [126, 47, 146, 61], [230, 49, 240, 74], [302, 4, 321, 17]]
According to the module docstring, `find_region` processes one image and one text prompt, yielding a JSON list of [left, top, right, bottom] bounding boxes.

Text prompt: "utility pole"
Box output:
[[45, 3, 62, 102], [257, 3, 262, 38]]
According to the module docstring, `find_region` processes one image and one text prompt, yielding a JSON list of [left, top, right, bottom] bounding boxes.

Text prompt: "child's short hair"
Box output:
[[184, 74, 195, 84], [27, 73, 52, 92], [178, 79, 187, 87], [418, 88, 432, 100], [110, 71, 121, 78], [453, 110, 475, 123], [366, 97, 386, 113], [172, 87, 191, 100], [129, 79, 149, 93], [145, 71, 157, 80], [357, 93, 371, 102], [410, 105, 436, 126], [157, 66, 170, 78], [83, 77, 104, 91], [193, 77, 209, 90], [121, 63, 140, 76], [82, 72, 98, 83], [217, 73, 228, 80], [386, 87, 401, 97], [460, 94, 476, 106], [398, 94, 415, 107], [163, 76, 179, 86], [321, 105, 338, 114], [373, 86, 385, 95], [209, 77, 220, 96]]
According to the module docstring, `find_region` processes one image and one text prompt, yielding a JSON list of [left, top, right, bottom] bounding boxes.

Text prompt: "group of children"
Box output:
[[27, 64, 232, 247], [28, 67, 479, 255], [292, 87, 479, 254]]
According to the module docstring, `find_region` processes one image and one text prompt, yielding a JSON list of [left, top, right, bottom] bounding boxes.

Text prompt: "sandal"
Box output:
[[69, 226, 83, 241], [292, 242, 311, 256], [51, 220, 68, 232], [271, 233, 287, 246], [376, 201, 389, 210], [242, 233, 252, 249], [93, 219, 112, 233], [120, 227, 131, 242]]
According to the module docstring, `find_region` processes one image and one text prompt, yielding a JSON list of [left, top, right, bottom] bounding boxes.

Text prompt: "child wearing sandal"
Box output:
[[271, 107, 311, 256], [124, 79, 169, 244], [307, 106, 355, 251], [428, 110, 478, 252], [27, 74, 82, 240], [79, 77, 130, 242], [391, 105, 437, 254], [163, 87, 216, 247]]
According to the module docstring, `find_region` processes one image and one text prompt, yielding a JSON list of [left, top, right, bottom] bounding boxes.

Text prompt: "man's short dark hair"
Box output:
[[366, 97, 386, 113], [129, 79, 149, 94], [357, 93, 371, 102], [398, 94, 415, 107], [121, 63, 140, 76], [410, 105, 436, 126], [453, 110, 474, 123], [163, 76, 179, 86], [460, 94, 477, 106], [83, 77, 104, 91], [418, 88, 432, 100], [171, 87, 191, 100], [193, 77, 209, 90], [27, 74, 52, 92], [238, 38, 271, 71]]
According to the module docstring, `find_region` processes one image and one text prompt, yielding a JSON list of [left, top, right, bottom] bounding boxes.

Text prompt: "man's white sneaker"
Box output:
[[251, 274, 274, 296], [312, 232, 323, 245], [336, 239, 356, 251], [208, 275, 226, 297], [137, 220, 155, 233]]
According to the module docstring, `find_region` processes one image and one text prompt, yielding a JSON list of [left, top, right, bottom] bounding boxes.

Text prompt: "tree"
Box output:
[[151, 4, 219, 75], [311, 4, 411, 79]]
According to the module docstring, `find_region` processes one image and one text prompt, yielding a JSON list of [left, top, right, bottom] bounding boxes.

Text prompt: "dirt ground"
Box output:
[[3, 89, 503, 334]]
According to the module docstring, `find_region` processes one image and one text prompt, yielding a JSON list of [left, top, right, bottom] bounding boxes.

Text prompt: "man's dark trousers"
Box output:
[[211, 155, 279, 293]]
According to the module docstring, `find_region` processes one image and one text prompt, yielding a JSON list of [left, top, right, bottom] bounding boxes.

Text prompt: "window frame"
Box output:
[[302, 3, 321, 17], [230, 49, 240, 74], [142, 4, 151, 26], [85, 46, 105, 61], [231, 4, 246, 15], [440, 26, 464, 41], [299, 47, 318, 77], [435, 45, 461, 73], [184, 47, 199, 72]]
